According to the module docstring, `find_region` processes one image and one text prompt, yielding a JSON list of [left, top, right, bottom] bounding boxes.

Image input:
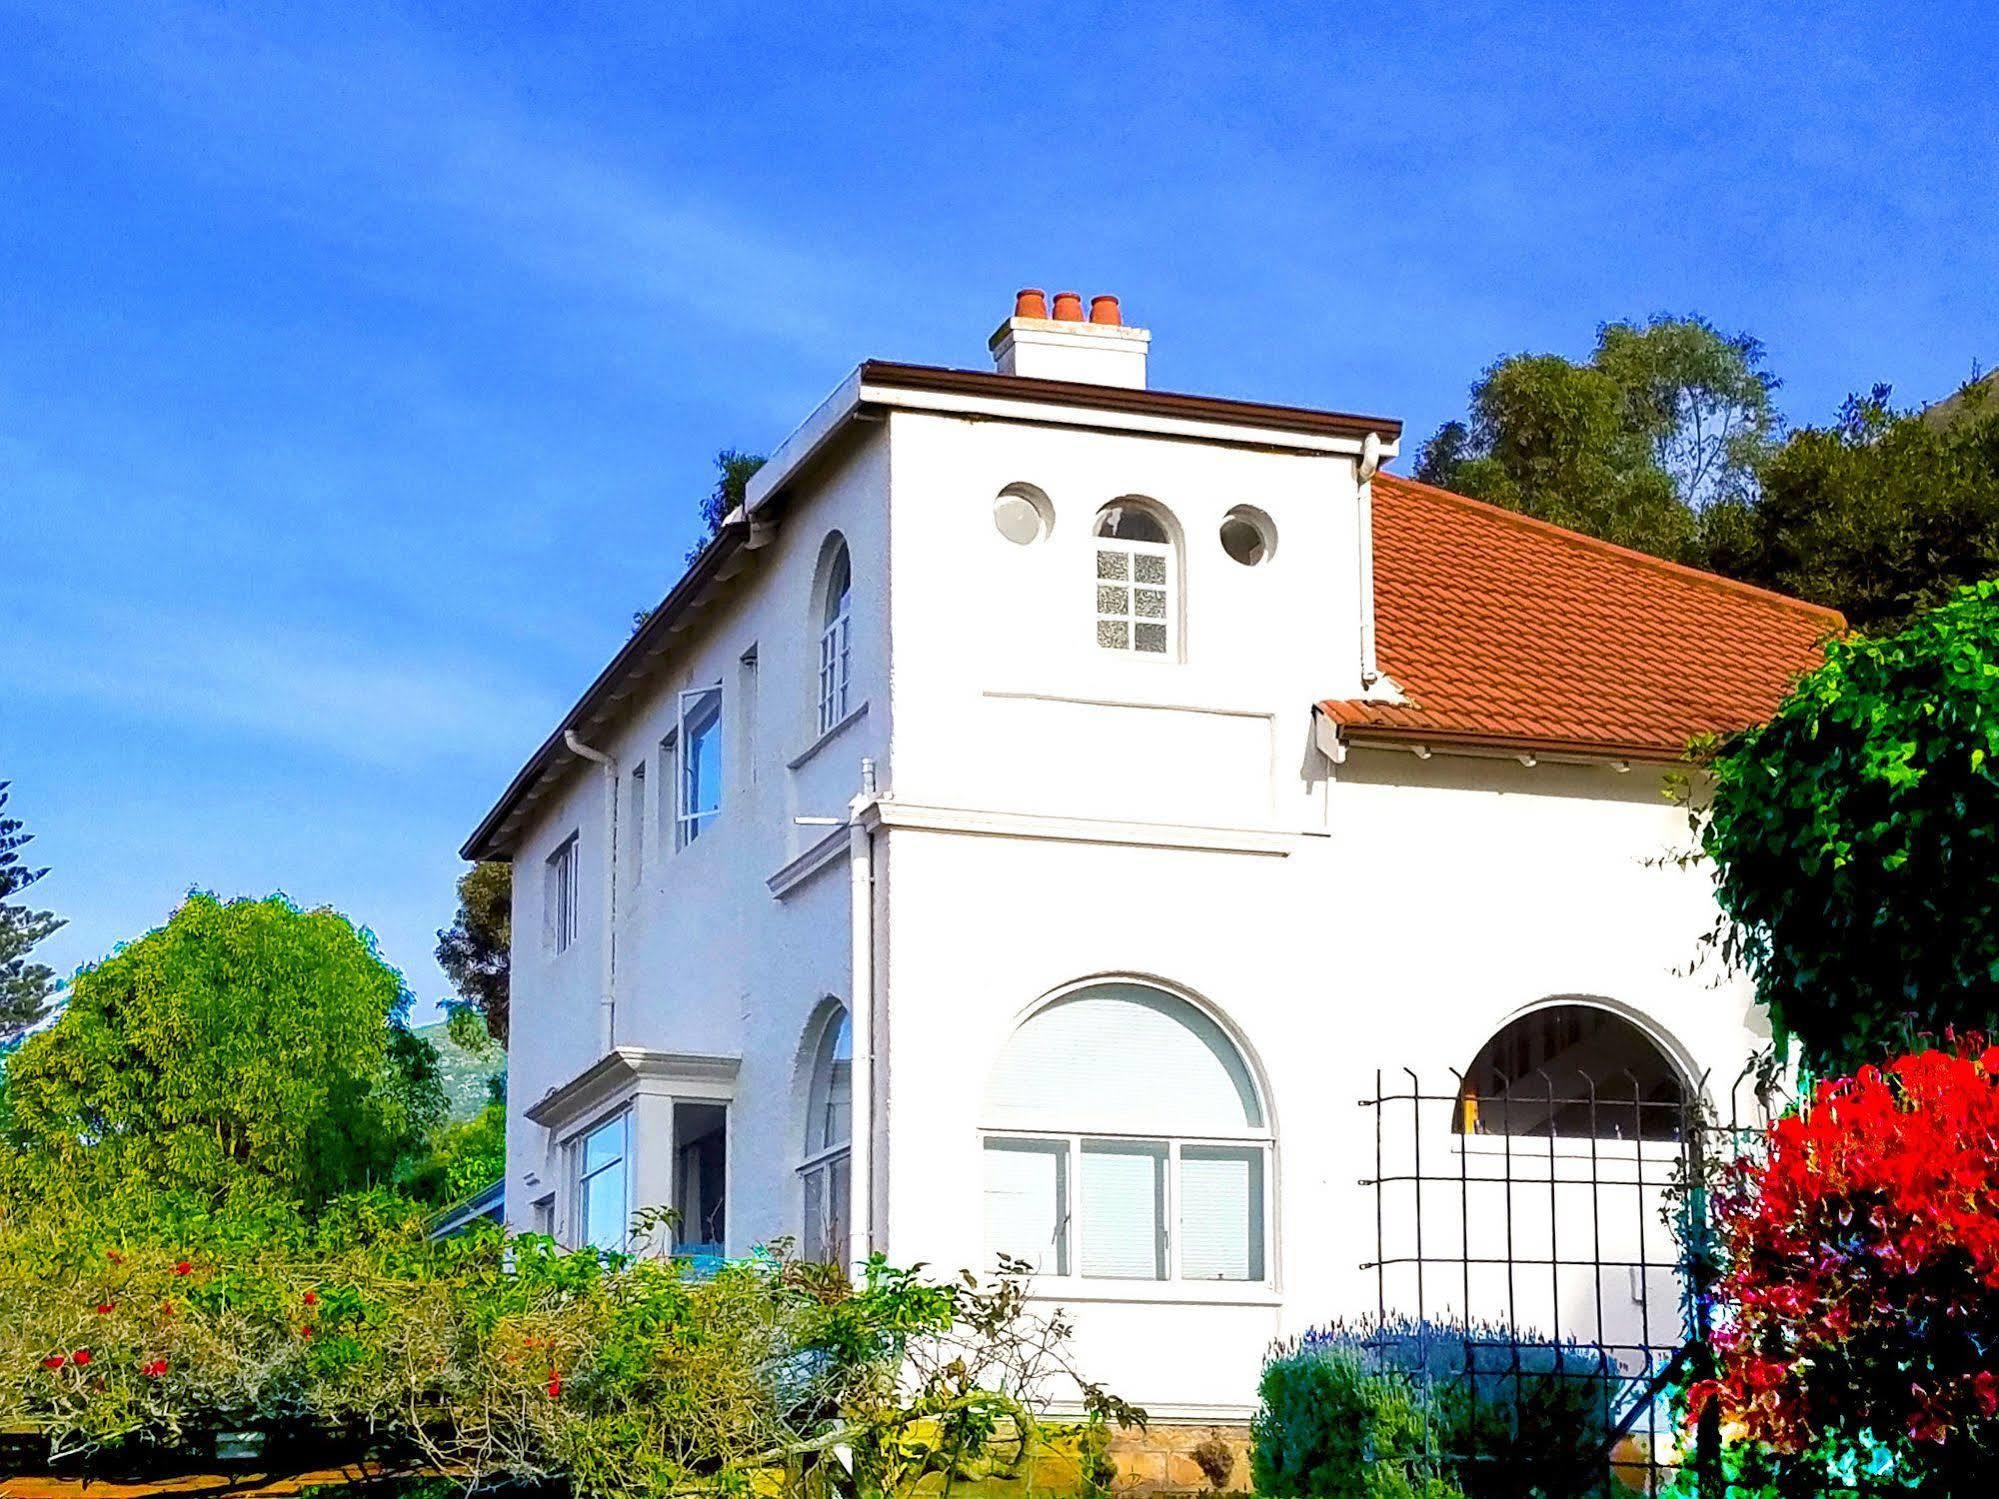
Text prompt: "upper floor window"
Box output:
[[676, 686, 723, 847], [983, 981, 1270, 1283], [1093, 500, 1177, 657], [818, 542, 853, 734], [545, 833, 580, 954], [1454, 1003, 1688, 1143]]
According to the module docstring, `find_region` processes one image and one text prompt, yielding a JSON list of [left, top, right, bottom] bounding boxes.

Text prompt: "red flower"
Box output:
[[94, 1302, 114, 1315], [298, 1325, 314, 1339], [173, 1261, 192, 1276], [71, 1350, 91, 1367], [142, 1358, 168, 1379], [302, 1290, 318, 1306], [105, 1249, 124, 1266], [41, 1355, 65, 1371], [546, 1369, 561, 1400]]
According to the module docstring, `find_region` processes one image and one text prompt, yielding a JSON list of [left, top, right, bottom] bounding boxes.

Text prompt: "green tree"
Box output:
[[437, 861, 511, 1046], [1, 892, 444, 1210], [0, 782, 63, 1040], [1699, 582, 1999, 1076], [405, 1078, 506, 1208], [1702, 379, 1999, 633], [1416, 315, 1777, 559], [636, 449, 771, 631]]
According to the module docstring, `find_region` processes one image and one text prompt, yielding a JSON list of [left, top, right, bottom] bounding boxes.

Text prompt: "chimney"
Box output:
[[989, 287, 1151, 389]]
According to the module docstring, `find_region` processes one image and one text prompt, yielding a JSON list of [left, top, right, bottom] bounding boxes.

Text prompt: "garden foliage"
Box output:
[[1701, 581, 1999, 1076], [0, 1198, 1138, 1499], [1690, 1043, 1999, 1494], [1, 893, 444, 1212], [1252, 1318, 1616, 1499]]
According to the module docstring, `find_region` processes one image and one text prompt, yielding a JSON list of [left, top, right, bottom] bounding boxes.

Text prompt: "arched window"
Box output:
[[983, 982, 1269, 1282], [1455, 1004, 1687, 1142], [1093, 500, 1177, 657], [799, 1006, 852, 1261], [817, 540, 854, 734]]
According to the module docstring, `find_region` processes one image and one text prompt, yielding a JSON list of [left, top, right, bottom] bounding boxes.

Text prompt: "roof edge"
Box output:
[[1321, 711, 1704, 766], [1372, 473, 1847, 629], [460, 518, 753, 863]]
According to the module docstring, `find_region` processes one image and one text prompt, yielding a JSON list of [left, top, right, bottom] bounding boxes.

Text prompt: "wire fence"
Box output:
[[1353, 1062, 1872, 1498]]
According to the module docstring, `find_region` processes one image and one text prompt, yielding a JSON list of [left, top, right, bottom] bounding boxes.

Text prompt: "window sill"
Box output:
[[1020, 1278, 1281, 1308], [788, 700, 869, 771]]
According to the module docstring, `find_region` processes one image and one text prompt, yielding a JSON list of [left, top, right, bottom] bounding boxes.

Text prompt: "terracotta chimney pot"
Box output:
[[1088, 294, 1122, 326], [1050, 290, 1085, 322], [1013, 287, 1049, 320]]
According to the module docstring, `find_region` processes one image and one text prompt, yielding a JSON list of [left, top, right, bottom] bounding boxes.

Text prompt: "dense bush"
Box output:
[[1690, 1043, 1999, 1494], [1701, 582, 1999, 1076], [1253, 1318, 1617, 1499], [1252, 1345, 1460, 1499], [0, 1200, 1138, 1498]]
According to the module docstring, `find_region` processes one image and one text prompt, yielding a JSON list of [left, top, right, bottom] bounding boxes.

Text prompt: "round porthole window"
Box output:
[[993, 484, 1054, 545], [1220, 506, 1276, 566]]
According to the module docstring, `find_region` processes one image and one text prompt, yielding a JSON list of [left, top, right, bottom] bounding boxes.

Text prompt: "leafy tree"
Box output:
[[1702, 379, 1999, 633], [635, 449, 771, 632], [1699, 583, 1999, 1075], [1416, 315, 1777, 560], [0, 781, 63, 1040], [1, 892, 444, 1211], [437, 861, 511, 1046], [404, 1079, 506, 1208]]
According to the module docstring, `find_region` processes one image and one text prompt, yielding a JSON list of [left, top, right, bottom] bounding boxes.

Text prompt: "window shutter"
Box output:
[[1178, 1145, 1265, 1281], [983, 1139, 1069, 1275], [1081, 1141, 1167, 1279]]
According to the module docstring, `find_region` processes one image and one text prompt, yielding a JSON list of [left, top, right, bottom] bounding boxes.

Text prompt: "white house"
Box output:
[[461, 290, 1837, 1425]]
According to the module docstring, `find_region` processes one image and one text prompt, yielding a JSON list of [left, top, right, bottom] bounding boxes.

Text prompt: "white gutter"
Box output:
[[563, 729, 619, 1053], [1356, 431, 1384, 689], [845, 757, 879, 1274]]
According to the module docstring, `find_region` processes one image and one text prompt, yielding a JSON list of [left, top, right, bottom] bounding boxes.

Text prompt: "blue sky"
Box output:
[[3, 1, 1995, 1020]]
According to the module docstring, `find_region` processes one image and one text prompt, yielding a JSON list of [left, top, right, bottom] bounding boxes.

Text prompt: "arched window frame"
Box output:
[[980, 979, 1273, 1288], [816, 539, 854, 735], [1453, 999, 1693, 1147], [797, 1003, 852, 1263], [1092, 499, 1181, 659]]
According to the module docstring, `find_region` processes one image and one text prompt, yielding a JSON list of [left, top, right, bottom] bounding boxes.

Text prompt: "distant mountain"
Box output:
[[1924, 370, 1997, 430], [415, 1019, 505, 1122]]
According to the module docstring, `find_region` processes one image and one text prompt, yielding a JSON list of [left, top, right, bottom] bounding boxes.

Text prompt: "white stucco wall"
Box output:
[[496, 371, 1770, 1422], [503, 428, 890, 1254]]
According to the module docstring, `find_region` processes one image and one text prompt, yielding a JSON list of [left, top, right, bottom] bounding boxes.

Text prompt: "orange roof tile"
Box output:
[[1321, 474, 1843, 760]]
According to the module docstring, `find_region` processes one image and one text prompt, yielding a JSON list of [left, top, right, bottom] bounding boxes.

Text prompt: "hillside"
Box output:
[[415, 1019, 505, 1123]]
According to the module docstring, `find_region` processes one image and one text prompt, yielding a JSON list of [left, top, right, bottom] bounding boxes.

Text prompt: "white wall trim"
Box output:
[[786, 700, 870, 771], [860, 800, 1299, 856], [767, 824, 852, 900]]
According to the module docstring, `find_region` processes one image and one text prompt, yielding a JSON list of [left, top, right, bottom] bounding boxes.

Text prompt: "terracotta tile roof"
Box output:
[[1321, 474, 1844, 761]]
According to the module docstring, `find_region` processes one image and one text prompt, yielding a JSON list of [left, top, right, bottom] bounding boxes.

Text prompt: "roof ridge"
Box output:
[[1372, 472, 1847, 628]]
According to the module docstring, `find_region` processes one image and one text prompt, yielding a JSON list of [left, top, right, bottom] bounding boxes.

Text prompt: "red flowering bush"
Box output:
[[1693, 1043, 1999, 1490]]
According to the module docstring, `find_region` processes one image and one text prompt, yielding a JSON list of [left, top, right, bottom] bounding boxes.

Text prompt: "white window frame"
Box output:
[[1093, 510, 1176, 658], [981, 1126, 1272, 1288], [572, 1107, 633, 1254], [675, 685, 723, 848], [797, 1007, 853, 1264], [817, 551, 853, 735], [545, 833, 580, 954]]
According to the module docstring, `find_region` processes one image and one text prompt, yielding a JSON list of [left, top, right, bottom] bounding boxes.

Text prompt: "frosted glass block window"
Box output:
[[980, 982, 1270, 1286], [1092, 501, 1176, 657]]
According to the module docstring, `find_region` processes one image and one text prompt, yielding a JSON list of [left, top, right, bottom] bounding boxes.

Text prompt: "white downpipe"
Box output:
[[845, 757, 879, 1275], [563, 729, 619, 1053], [1356, 431, 1384, 689]]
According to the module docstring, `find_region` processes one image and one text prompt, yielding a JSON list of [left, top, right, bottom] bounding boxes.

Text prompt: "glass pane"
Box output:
[[827, 1154, 850, 1260], [1134, 623, 1168, 653], [1096, 585, 1129, 616], [994, 494, 1045, 545], [808, 1011, 853, 1153], [1082, 1141, 1166, 1279], [802, 1168, 826, 1261], [583, 1114, 626, 1176], [1134, 587, 1166, 619], [1134, 551, 1167, 585], [1096, 620, 1129, 650], [825, 547, 852, 627], [1179, 1146, 1265, 1281], [986, 984, 1263, 1134], [1096, 550, 1128, 581], [682, 690, 723, 821], [1096, 506, 1169, 544], [984, 1139, 1069, 1275]]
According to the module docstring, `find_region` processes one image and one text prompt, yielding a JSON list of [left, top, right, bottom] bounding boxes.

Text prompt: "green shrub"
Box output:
[[1251, 1347, 1462, 1499]]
